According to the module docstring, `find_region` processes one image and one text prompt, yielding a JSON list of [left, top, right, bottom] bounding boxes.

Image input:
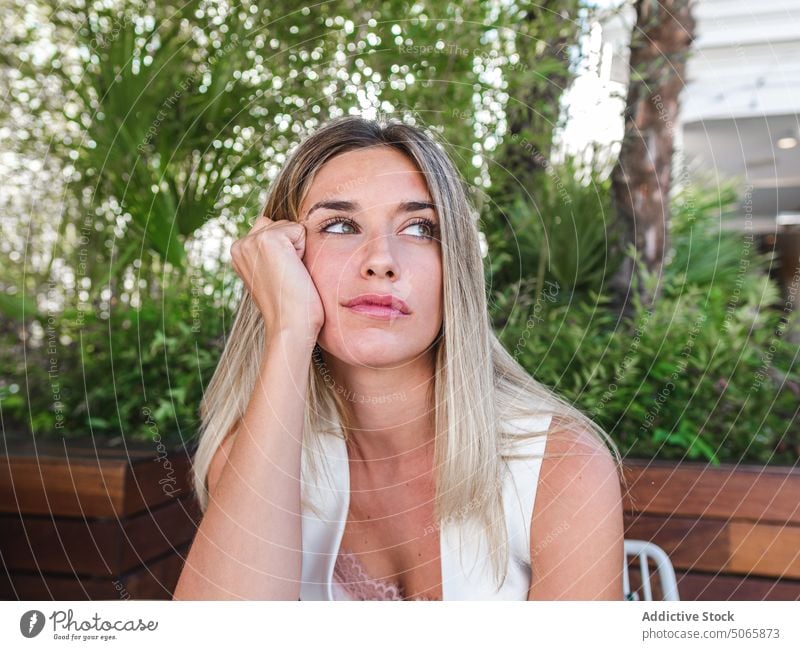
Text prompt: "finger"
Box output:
[[246, 214, 273, 236], [283, 222, 307, 254]]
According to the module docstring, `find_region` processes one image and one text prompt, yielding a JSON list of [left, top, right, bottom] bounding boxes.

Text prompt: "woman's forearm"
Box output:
[[173, 332, 313, 600]]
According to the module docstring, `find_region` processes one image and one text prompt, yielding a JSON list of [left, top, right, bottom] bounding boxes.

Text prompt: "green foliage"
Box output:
[[489, 0, 582, 195], [2, 0, 583, 442], [2, 0, 512, 291], [5, 1, 795, 467], [665, 180, 776, 296], [0, 269, 232, 444], [494, 180, 800, 466], [486, 159, 624, 320]]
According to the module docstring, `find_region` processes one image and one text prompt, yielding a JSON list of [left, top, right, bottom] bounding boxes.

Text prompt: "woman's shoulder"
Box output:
[[533, 412, 623, 522], [500, 410, 621, 506], [500, 404, 609, 445], [543, 414, 619, 469], [528, 414, 625, 599], [520, 412, 619, 488]]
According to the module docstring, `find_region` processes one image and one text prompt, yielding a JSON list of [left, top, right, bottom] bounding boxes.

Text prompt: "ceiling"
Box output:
[[681, 113, 800, 226]]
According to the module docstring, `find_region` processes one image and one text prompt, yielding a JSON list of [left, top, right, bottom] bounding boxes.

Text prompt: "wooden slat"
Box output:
[[622, 459, 800, 525], [625, 513, 800, 580], [674, 570, 800, 601], [119, 496, 201, 571], [625, 513, 731, 573], [727, 521, 800, 578], [0, 495, 200, 574], [0, 437, 199, 601], [119, 548, 187, 600], [0, 571, 120, 600], [2, 436, 169, 460], [1, 511, 117, 575], [0, 544, 189, 600], [627, 566, 800, 600], [0, 437, 197, 518], [0, 455, 127, 518], [123, 449, 194, 516]]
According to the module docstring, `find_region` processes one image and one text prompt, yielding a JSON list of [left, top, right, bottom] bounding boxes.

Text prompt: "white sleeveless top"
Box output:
[[299, 413, 552, 600]]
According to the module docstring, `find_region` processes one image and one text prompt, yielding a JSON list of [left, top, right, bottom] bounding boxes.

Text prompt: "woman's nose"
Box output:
[[360, 233, 397, 279]]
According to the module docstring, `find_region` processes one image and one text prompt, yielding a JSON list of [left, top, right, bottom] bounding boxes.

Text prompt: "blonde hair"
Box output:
[[191, 115, 625, 591]]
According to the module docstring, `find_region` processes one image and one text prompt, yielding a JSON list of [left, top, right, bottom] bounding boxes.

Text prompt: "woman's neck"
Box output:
[[322, 350, 437, 466]]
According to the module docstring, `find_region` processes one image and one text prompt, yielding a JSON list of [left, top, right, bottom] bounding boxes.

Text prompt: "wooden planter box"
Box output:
[[4, 436, 795, 601], [0, 435, 200, 600], [622, 458, 800, 600]]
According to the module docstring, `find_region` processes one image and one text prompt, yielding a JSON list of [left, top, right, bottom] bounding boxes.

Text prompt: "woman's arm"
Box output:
[[173, 332, 314, 600], [527, 419, 625, 600]]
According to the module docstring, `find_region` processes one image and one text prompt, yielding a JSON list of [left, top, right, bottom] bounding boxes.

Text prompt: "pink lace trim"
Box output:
[[332, 549, 437, 601]]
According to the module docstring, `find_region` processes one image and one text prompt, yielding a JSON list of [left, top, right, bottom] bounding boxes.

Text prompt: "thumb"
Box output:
[[285, 222, 308, 258]]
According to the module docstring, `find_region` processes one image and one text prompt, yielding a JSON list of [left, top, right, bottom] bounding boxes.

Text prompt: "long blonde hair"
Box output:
[[191, 115, 625, 590]]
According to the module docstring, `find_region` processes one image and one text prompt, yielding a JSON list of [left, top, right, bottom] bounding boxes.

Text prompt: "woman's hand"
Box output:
[[231, 216, 325, 346]]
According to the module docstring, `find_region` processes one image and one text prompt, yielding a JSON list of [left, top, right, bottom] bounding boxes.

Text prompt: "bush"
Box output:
[[0, 269, 232, 445], [492, 177, 800, 466], [485, 158, 624, 309]]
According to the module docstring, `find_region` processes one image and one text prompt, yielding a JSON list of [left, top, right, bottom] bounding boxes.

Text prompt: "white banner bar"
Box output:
[[2, 600, 798, 649]]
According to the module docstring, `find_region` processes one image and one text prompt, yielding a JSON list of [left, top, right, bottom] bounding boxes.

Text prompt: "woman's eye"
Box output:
[[403, 220, 436, 239], [319, 217, 437, 239], [320, 218, 357, 234]]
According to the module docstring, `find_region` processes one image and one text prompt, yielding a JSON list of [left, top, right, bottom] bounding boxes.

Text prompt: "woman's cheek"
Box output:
[[308, 253, 346, 312]]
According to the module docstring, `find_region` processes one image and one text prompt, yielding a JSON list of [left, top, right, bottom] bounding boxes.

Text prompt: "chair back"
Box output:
[[623, 539, 680, 601]]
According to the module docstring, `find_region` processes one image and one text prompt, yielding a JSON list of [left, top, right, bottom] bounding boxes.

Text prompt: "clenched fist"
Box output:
[[230, 216, 325, 347]]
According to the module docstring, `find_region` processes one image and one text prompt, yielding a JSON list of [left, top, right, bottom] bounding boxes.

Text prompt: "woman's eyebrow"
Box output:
[[305, 200, 357, 219], [398, 200, 436, 213], [304, 199, 436, 220]]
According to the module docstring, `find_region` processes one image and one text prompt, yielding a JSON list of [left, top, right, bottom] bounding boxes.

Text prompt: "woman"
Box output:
[[173, 115, 626, 601]]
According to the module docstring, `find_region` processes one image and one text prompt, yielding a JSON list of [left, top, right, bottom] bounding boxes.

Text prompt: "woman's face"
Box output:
[[300, 145, 443, 368]]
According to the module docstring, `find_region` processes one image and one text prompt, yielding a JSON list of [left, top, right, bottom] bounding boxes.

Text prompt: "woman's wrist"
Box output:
[[264, 328, 318, 359]]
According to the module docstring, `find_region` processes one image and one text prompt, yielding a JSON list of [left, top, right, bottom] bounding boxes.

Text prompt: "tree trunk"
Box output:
[[491, 0, 581, 202], [610, 0, 695, 311]]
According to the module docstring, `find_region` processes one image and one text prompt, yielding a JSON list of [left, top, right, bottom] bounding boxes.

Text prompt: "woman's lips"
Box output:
[[345, 303, 410, 320]]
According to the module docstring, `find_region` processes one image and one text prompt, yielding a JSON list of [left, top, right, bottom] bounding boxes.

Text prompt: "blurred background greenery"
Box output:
[[0, 0, 797, 465]]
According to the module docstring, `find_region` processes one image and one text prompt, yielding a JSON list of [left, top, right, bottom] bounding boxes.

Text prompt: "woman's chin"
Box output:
[[321, 337, 423, 369], [332, 346, 411, 369]]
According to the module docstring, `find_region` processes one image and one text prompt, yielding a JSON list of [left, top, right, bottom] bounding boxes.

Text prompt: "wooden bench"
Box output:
[[622, 458, 800, 600], [0, 436, 200, 599]]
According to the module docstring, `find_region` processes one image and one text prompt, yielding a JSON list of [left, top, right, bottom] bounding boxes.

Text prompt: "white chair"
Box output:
[[623, 539, 680, 601]]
